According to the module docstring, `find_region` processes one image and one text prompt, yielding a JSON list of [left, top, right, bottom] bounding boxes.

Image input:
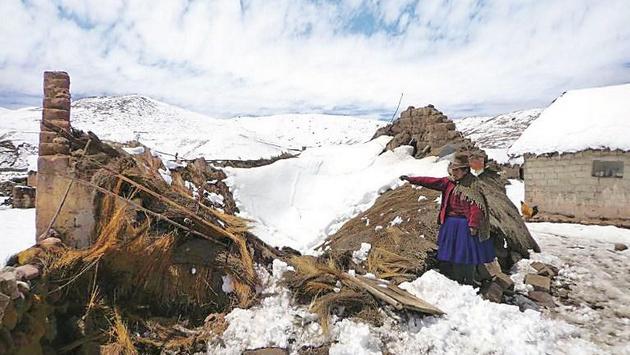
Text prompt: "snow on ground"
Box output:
[[0, 198, 36, 265], [212, 178, 629, 353], [210, 261, 600, 355], [509, 83, 630, 156], [512, 222, 630, 352], [207, 260, 326, 354], [225, 136, 449, 253]]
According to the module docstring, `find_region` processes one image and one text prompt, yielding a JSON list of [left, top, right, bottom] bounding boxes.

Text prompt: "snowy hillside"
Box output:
[[226, 137, 449, 253], [455, 108, 541, 163], [0, 96, 385, 177]]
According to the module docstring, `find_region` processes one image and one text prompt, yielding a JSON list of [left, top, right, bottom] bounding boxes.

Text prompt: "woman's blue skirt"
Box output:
[[437, 216, 495, 265]]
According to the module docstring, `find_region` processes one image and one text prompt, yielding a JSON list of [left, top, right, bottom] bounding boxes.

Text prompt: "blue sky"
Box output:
[[1, 0, 629, 118]]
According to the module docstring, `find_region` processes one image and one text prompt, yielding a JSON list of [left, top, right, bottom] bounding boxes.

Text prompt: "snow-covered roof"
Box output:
[[509, 83, 630, 156]]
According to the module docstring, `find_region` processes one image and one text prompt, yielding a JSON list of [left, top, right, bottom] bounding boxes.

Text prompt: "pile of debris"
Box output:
[[520, 261, 560, 309], [373, 105, 474, 158], [4, 120, 288, 352]]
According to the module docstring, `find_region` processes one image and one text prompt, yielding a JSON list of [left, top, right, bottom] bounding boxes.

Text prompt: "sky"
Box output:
[[1, 0, 629, 118]]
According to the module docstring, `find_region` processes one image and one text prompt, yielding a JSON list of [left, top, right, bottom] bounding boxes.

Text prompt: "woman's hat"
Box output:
[[450, 153, 470, 169]]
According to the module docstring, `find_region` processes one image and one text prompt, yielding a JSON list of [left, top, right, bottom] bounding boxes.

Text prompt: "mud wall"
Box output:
[[35, 72, 95, 247]]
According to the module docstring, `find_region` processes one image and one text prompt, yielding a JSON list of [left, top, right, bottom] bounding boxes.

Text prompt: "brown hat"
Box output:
[[450, 153, 470, 169], [469, 151, 486, 160]]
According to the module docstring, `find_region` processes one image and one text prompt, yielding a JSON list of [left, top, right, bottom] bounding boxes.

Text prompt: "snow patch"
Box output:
[[122, 146, 145, 155], [351, 243, 372, 263], [207, 192, 225, 206], [389, 216, 403, 226], [221, 275, 234, 294]]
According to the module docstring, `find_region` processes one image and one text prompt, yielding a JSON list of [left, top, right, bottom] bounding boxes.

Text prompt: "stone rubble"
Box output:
[[524, 273, 552, 293], [372, 105, 474, 158]]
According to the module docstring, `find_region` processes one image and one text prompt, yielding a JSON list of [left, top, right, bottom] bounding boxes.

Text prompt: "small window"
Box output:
[[591, 160, 624, 178]]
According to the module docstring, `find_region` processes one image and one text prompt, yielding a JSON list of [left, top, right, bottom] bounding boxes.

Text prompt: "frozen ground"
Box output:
[[515, 223, 630, 352]]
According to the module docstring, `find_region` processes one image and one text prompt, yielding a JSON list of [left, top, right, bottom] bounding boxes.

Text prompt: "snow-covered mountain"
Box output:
[[455, 108, 542, 163], [455, 108, 542, 149], [0, 95, 385, 177]]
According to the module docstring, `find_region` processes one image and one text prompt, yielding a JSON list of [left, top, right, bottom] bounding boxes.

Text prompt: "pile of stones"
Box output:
[[372, 105, 474, 158], [480, 260, 560, 311], [0, 237, 61, 354]]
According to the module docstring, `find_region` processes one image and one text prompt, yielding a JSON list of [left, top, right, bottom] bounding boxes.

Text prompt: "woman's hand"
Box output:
[[469, 227, 478, 236], [399, 175, 409, 181]]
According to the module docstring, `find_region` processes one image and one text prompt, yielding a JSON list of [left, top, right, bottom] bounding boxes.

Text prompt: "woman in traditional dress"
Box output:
[[400, 153, 494, 285]]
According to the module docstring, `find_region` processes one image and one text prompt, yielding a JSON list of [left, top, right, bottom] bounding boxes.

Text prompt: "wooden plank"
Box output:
[[345, 275, 403, 310], [355, 275, 445, 315], [382, 282, 445, 315]]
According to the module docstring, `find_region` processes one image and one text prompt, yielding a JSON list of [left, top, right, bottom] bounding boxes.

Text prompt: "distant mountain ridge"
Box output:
[[455, 108, 542, 149], [0, 95, 384, 177]]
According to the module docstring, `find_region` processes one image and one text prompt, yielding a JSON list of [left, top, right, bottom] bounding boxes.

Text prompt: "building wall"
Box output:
[[524, 150, 630, 221], [35, 71, 96, 247]]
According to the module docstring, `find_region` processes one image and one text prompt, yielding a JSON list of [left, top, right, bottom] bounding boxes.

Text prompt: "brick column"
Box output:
[[35, 72, 94, 247]]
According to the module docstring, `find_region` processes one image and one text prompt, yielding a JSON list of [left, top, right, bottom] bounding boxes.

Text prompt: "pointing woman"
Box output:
[[400, 154, 494, 285]]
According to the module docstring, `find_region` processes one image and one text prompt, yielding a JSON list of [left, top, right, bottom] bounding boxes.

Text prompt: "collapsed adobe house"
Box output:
[[1, 72, 451, 354], [373, 105, 475, 158]]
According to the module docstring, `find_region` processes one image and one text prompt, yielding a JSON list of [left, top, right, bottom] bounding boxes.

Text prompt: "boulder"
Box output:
[[614, 243, 628, 251], [479, 260, 502, 279], [524, 274, 551, 293]]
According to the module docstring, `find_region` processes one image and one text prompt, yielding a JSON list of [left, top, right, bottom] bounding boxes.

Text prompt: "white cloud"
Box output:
[[0, 0, 629, 117]]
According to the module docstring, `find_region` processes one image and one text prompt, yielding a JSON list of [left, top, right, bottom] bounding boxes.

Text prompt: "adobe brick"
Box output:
[[43, 98, 70, 111], [43, 108, 70, 121]]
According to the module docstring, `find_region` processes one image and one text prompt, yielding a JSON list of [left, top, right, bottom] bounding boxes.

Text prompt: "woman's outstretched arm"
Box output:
[[400, 175, 450, 192]]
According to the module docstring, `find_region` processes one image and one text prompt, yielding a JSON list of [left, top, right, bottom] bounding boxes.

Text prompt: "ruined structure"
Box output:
[[35, 71, 96, 247], [11, 186, 35, 208], [373, 105, 473, 158]]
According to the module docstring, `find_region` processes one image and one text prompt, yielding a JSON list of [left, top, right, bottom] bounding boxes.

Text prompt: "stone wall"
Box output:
[[524, 150, 630, 225], [35, 72, 96, 247]]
